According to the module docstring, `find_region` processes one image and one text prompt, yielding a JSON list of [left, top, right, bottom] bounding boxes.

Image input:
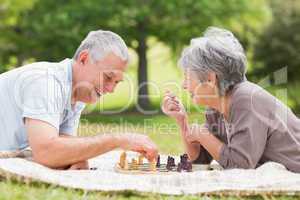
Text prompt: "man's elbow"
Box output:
[[31, 139, 61, 168]]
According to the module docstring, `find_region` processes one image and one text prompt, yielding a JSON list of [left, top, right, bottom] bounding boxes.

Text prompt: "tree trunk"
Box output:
[[137, 27, 150, 111]]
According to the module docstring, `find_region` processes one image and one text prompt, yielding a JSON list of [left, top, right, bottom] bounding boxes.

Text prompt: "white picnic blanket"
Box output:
[[0, 150, 300, 195]]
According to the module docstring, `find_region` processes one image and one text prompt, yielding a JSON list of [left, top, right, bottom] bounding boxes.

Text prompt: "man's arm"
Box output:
[[26, 118, 157, 168]]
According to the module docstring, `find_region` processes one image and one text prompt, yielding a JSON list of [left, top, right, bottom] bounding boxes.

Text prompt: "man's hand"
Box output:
[[161, 91, 187, 122], [119, 133, 158, 161]]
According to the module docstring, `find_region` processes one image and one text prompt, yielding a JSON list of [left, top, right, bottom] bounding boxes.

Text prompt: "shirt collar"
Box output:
[[59, 58, 73, 111]]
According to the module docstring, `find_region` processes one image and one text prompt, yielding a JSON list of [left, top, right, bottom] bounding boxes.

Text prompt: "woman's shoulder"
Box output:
[[230, 81, 277, 112]]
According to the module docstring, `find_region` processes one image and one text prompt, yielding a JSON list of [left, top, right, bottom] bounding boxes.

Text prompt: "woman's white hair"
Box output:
[[73, 30, 129, 62], [178, 27, 247, 96]]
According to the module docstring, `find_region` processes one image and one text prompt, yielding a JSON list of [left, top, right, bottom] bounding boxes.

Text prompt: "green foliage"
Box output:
[[252, 0, 300, 113], [0, 0, 36, 72], [253, 0, 300, 82], [0, 0, 270, 110], [0, 0, 268, 66]]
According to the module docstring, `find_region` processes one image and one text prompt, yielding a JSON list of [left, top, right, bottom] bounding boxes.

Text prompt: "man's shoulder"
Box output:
[[13, 59, 72, 103], [5, 59, 70, 80]]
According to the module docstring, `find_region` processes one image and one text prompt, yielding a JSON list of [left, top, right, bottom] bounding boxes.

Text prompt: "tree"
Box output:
[[0, 0, 268, 111], [253, 0, 300, 113], [253, 0, 300, 83], [0, 0, 36, 72]]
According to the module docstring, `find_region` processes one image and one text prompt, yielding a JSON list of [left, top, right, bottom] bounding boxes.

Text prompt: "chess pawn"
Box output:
[[131, 158, 138, 170], [150, 160, 157, 171]]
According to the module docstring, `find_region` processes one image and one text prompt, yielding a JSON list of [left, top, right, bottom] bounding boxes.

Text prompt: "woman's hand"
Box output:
[[186, 123, 209, 144], [161, 91, 187, 122]]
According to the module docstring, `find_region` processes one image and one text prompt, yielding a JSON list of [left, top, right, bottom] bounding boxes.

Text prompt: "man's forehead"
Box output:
[[97, 52, 128, 71]]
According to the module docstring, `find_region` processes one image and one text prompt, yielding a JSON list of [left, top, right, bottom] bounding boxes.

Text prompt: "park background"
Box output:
[[0, 0, 300, 199]]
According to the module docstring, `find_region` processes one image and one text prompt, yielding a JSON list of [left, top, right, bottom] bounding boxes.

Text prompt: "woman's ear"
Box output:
[[207, 72, 217, 86]]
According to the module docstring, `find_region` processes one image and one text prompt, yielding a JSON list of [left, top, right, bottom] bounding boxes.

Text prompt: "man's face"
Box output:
[[74, 52, 127, 104]]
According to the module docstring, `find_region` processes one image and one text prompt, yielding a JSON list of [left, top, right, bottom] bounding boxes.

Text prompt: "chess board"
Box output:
[[114, 162, 213, 174], [114, 151, 222, 174]]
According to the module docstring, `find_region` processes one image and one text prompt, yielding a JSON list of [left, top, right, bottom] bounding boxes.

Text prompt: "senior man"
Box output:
[[0, 30, 157, 169]]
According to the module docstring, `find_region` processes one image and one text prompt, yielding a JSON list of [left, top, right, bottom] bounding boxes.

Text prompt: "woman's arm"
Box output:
[[176, 117, 201, 161], [161, 91, 206, 162], [187, 109, 268, 169], [187, 124, 223, 160]]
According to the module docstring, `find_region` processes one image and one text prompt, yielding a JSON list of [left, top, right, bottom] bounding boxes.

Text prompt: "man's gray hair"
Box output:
[[73, 30, 129, 62], [178, 27, 247, 96]]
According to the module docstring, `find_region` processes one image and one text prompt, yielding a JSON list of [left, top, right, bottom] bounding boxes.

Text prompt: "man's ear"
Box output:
[[78, 50, 89, 65]]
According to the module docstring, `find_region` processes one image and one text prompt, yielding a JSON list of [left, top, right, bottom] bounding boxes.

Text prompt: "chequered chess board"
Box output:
[[115, 163, 179, 174], [128, 163, 177, 172]]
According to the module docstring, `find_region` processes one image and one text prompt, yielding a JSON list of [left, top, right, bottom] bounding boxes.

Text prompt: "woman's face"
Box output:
[[182, 70, 219, 105]]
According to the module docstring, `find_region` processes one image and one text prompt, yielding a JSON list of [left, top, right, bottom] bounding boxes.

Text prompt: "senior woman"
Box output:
[[162, 27, 300, 173]]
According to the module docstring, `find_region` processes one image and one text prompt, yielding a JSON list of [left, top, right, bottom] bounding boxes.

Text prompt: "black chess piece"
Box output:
[[180, 153, 188, 163], [186, 162, 192, 172], [156, 155, 161, 167], [166, 156, 175, 171], [176, 162, 182, 172], [179, 153, 193, 172]]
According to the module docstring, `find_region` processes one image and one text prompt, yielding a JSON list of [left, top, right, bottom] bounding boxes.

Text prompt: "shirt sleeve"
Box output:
[[217, 107, 268, 169], [22, 73, 65, 131], [59, 104, 85, 136], [193, 145, 213, 164]]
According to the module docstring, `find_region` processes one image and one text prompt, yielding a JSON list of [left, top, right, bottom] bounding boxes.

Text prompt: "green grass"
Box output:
[[1, 114, 300, 199], [3, 179, 297, 200]]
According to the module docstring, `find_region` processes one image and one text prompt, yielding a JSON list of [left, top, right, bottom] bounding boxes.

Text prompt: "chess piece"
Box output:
[[185, 161, 192, 172], [150, 160, 157, 171], [138, 154, 144, 165], [156, 155, 161, 167], [180, 153, 188, 164], [119, 151, 127, 169], [131, 158, 138, 170], [176, 163, 182, 172], [166, 156, 175, 171]]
